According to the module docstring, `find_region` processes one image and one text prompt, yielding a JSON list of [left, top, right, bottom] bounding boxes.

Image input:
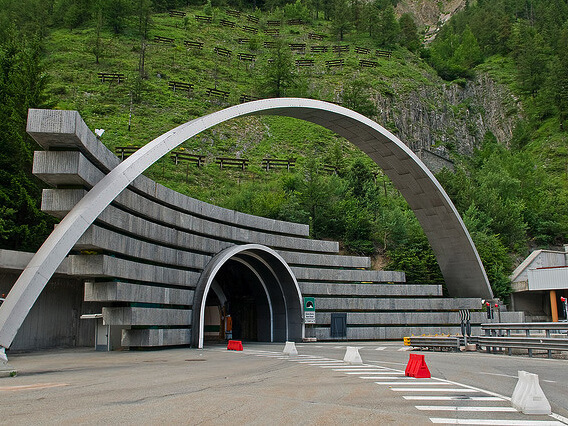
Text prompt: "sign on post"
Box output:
[[304, 297, 316, 324]]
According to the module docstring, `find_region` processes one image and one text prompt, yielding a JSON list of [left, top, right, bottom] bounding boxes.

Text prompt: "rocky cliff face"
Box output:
[[373, 72, 521, 158], [396, 0, 468, 42]]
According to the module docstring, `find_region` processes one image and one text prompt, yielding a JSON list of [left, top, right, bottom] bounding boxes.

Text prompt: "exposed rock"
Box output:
[[373, 72, 521, 158], [396, 0, 468, 42]]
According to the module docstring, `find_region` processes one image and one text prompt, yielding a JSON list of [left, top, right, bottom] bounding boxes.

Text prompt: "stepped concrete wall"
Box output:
[[0, 107, 510, 351]]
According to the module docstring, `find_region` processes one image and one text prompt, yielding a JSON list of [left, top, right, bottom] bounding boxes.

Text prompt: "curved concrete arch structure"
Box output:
[[0, 98, 492, 351], [192, 244, 303, 348]]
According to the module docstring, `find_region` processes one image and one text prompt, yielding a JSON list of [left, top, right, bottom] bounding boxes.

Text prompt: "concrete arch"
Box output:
[[192, 244, 303, 348], [0, 98, 492, 351]]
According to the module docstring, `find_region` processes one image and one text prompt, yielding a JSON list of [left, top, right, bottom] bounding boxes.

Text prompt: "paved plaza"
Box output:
[[1, 342, 567, 425]]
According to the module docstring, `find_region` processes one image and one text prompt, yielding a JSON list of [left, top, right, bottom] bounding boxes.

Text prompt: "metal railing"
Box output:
[[480, 322, 568, 357]]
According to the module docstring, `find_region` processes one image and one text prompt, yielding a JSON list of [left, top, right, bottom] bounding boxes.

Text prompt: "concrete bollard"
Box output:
[[511, 370, 551, 415], [283, 341, 298, 356], [0, 347, 17, 377], [343, 346, 363, 364]]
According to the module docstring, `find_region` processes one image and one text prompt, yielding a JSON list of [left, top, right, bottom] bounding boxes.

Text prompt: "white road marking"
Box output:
[[303, 362, 345, 365], [403, 396, 504, 402], [416, 406, 517, 412], [323, 365, 377, 369], [375, 346, 387, 350], [479, 371, 556, 384], [334, 368, 389, 373], [360, 376, 406, 380], [376, 382, 451, 385], [391, 388, 478, 392], [0, 383, 69, 392], [430, 419, 564, 425]]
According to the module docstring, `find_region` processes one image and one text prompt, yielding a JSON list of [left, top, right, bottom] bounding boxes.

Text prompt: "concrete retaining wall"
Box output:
[[0, 109, 503, 350]]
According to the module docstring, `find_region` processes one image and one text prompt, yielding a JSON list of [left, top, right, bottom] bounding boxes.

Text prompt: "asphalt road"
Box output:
[[1, 342, 567, 425]]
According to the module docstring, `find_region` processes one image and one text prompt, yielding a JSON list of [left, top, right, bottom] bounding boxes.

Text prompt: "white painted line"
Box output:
[[415, 406, 517, 412], [323, 365, 377, 369], [368, 360, 407, 366], [360, 376, 406, 380], [375, 346, 387, 350], [333, 346, 345, 349], [550, 413, 568, 425], [0, 383, 69, 392], [403, 396, 504, 402], [335, 369, 389, 372], [391, 388, 478, 392], [303, 362, 345, 365], [430, 418, 564, 425], [479, 372, 557, 384], [376, 382, 451, 385]]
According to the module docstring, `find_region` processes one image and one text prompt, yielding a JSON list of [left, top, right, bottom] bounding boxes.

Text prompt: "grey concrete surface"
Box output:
[[0, 101, 494, 351], [299, 282, 443, 296], [1, 344, 566, 424], [85, 281, 193, 306]]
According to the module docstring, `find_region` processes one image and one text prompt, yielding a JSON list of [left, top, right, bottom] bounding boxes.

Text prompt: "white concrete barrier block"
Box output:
[[512, 370, 551, 415], [343, 346, 363, 364], [283, 341, 298, 356]]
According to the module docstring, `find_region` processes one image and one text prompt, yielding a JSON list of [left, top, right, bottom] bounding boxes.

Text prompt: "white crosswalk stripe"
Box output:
[[416, 406, 517, 412], [403, 396, 504, 401], [376, 381, 452, 385], [392, 388, 479, 392], [430, 419, 564, 425], [236, 348, 566, 425]]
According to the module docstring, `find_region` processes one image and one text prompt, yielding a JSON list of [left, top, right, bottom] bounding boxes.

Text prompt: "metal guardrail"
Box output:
[[407, 336, 478, 351], [481, 322, 568, 357]]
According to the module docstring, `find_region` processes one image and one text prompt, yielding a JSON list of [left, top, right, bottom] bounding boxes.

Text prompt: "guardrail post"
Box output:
[[526, 329, 532, 357]]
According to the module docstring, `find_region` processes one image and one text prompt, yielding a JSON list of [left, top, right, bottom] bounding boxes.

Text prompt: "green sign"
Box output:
[[304, 297, 315, 311], [304, 297, 316, 324]]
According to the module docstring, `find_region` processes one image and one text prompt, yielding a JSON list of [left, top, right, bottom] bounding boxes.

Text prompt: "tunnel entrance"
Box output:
[[203, 259, 270, 342], [193, 244, 304, 348]]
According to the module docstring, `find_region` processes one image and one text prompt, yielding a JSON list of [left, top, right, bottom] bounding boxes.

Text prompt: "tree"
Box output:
[[398, 13, 420, 51], [260, 39, 296, 97], [0, 30, 56, 251], [376, 5, 399, 47], [330, 0, 351, 41], [510, 20, 549, 97], [341, 79, 377, 118], [102, 0, 133, 34], [454, 26, 482, 69]]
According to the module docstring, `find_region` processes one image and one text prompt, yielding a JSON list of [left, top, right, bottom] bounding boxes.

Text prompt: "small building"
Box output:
[[510, 245, 568, 322]]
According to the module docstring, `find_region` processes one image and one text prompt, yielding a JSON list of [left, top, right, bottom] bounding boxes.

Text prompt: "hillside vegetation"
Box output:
[[1, 0, 567, 302]]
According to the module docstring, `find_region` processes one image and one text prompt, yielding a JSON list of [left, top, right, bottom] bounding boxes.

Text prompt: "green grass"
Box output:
[[41, 4, 459, 206]]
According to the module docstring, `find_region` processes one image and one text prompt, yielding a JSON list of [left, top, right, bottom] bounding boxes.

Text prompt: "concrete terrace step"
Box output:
[[28, 109, 309, 237], [277, 251, 371, 269], [40, 185, 339, 254], [291, 267, 405, 283], [121, 328, 191, 347], [314, 297, 481, 311], [76, 225, 212, 270], [300, 282, 442, 297], [314, 326, 479, 340], [85, 281, 194, 306], [102, 307, 192, 326], [68, 255, 200, 288], [314, 311, 515, 325]]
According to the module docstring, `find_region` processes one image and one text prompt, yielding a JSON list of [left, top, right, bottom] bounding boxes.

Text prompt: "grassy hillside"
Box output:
[[43, 5, 428, 205], [4, 0, 568, 301]]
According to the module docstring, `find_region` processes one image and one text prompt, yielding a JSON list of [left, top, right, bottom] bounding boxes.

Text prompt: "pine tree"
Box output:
[[398, 12, 420, 51]]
